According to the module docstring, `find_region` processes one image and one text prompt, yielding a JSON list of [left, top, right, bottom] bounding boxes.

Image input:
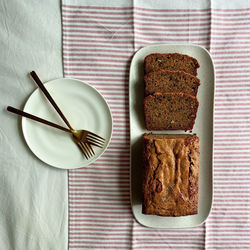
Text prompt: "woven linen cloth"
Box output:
[[62, 0, 250, 249]]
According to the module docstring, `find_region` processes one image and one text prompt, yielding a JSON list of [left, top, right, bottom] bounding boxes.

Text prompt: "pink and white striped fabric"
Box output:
[[62, 1, 250, 249]]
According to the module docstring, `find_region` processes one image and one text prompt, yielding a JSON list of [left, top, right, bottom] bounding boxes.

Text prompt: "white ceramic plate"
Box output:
[[22, 78, 112, 169], [129, 44, 214, 228]]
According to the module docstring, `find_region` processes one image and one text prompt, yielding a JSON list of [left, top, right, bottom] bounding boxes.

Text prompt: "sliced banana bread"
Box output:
[[144, 70, 200, 96], [144, 92, 199, 130], [144, 53, 200, 76]]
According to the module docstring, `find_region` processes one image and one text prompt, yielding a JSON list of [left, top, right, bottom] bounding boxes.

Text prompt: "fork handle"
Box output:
[[30, 71, 74, 131], [7, 106, 71, 133]]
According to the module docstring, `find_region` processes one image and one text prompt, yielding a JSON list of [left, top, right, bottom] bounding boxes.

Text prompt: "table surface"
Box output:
[[1, 0, 250, 249]]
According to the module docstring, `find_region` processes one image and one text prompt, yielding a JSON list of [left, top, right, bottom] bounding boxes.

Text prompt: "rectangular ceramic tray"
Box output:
[[129, 44, 214, 228]]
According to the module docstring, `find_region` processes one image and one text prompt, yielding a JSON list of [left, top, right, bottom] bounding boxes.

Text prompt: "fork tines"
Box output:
[[87, 132, 105, 148], [82, 142, 95, 159], [78, 142, 95, 160]]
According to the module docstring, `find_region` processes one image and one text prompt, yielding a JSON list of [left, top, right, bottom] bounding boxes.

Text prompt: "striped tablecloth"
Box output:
[[62, 1, 250, 249]]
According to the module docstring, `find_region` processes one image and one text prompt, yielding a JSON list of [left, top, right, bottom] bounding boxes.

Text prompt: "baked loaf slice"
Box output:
[[144, 53, 200, 76], [144, 70, 200, 97], [144, 92, 199, 130], [142, 133, 200, 216]]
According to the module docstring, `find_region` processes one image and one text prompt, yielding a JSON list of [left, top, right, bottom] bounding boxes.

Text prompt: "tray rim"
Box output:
[[129, 43, 215, 229]]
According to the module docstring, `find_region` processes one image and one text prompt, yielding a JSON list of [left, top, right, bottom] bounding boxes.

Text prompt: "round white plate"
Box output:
[[22, 78, 112, 169]]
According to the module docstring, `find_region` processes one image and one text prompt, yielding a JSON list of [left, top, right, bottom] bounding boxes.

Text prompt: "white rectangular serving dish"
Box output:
[[129, 44, 214, 228]]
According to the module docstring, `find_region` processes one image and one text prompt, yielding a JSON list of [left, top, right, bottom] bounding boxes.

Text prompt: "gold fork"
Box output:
[[29, 71, 105, 159], [7, 106, 102, 159]]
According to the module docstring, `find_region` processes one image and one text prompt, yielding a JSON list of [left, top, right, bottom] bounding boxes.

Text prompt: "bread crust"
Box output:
[[142, 133, 200, 216]]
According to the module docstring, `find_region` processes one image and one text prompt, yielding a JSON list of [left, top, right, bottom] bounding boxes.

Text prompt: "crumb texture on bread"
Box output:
[[144, 53, 200, 76], [144, 92, 199, 131], [142, 133, 200, 216], [144, 70, 200, 96]]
